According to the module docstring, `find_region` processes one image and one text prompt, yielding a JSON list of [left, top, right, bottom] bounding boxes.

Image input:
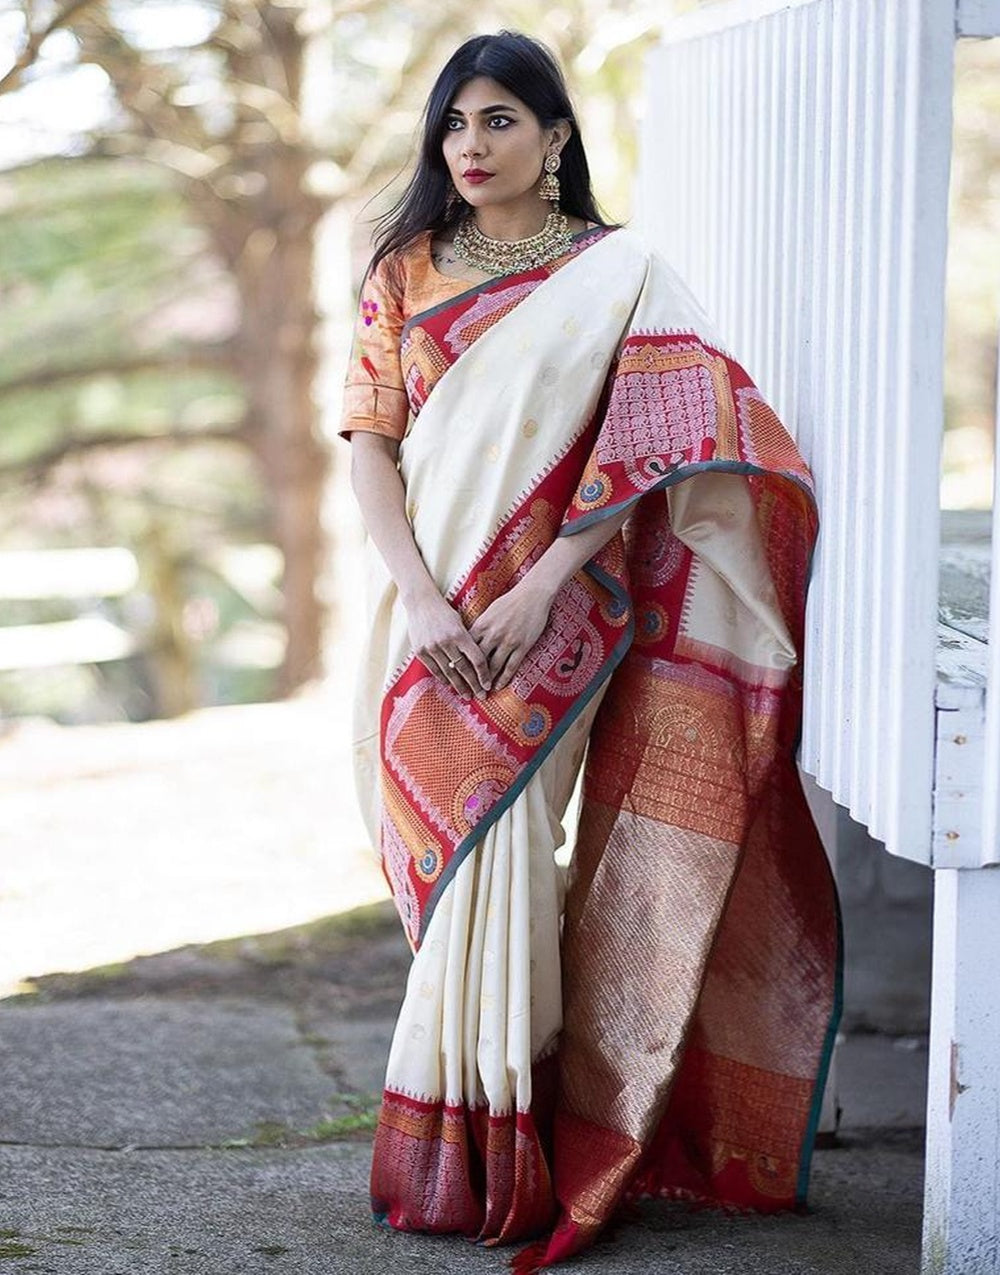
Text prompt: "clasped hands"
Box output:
[[404, 577, 552, 701]]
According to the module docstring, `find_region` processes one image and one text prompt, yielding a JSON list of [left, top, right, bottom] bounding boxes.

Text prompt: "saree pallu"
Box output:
[[350, 225, 842, 1272]]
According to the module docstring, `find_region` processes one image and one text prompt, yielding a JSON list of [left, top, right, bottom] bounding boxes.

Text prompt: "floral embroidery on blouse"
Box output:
[[340, 255, 410, 441]]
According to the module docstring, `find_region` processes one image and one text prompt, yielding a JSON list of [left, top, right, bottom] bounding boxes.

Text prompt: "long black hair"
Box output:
[[368, 30, 610, 273]]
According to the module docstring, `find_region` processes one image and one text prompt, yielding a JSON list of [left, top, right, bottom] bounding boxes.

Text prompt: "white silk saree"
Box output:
[[344, 225, 841, 1272]]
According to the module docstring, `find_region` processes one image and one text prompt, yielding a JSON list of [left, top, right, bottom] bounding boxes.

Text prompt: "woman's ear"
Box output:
[[550, 119, 572, 152]]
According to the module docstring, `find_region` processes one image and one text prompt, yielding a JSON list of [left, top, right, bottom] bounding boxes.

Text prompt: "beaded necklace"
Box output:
[[450, 210, 573, 276]]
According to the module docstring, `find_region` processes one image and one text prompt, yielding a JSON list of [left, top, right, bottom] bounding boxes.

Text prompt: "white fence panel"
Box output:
[[638, 0, 955, 865]]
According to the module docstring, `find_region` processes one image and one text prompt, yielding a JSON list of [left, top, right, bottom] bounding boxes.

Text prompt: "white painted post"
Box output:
[[922, 225, 1000, 1275], [923, 866, 1000, 1274], [645, 0, 956, 865]]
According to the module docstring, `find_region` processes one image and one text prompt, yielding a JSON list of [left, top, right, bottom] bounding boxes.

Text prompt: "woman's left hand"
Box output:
[[468, 578, 554, 692]]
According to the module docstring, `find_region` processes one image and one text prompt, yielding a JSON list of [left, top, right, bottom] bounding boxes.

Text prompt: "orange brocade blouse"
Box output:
[[339, 231, 480, 443]]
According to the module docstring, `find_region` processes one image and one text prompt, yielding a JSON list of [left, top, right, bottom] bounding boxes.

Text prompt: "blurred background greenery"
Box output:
[[0, 0, 996, 727]]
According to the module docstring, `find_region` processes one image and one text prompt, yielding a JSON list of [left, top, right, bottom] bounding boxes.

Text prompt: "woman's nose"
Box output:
[[462, 127, 487, 158]]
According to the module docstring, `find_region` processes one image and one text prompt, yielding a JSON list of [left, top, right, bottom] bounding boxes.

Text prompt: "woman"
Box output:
[[339, 30, 841, 1274]]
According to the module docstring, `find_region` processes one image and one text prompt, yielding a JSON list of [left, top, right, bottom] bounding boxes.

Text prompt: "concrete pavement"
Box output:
[[0, 684, 927, 1273], [0, 899, 926, 1275]]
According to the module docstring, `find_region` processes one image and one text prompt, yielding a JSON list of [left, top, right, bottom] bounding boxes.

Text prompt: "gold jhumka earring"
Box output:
[[539, 150, 561, 205]]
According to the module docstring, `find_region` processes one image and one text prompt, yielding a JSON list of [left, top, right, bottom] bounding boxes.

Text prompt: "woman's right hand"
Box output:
[[404, 591, 492, 700]]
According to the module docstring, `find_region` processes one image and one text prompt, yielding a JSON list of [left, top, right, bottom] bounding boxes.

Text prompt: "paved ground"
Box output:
[[0, 687, 927, 1274], [0, 897, 927, 1275], [0, 684, 384, 1000]]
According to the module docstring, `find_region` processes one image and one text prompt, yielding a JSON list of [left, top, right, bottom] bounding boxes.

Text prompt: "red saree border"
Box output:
[[371, 1052, 560, 1245], [380, 325, 820, 952]]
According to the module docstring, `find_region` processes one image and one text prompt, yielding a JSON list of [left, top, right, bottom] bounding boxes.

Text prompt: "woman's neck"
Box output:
[[471, 195, 554, 241]]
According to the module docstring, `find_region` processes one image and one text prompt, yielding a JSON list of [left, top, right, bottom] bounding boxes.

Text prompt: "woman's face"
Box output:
[[441, 76, 564, 212]]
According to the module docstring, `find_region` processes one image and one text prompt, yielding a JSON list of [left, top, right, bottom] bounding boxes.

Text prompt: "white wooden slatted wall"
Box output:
[[636, 0, 956, 865]]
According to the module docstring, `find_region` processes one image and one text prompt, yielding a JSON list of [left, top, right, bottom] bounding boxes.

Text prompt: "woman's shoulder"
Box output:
[[366, 231, 437, 294]]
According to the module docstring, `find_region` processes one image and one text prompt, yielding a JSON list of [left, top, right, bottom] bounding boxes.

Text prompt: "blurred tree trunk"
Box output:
[[234, 220, 327, 694], [76, 0, 329, 694], [137, 519, 199, 717], [199, 4, 329, 694]]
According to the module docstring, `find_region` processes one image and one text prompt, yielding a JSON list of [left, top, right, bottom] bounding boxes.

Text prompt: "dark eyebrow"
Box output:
[[446, 103, 520, 116]]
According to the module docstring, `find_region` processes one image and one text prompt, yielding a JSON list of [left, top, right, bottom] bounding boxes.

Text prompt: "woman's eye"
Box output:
[[446, 118, 463, 130], [489, 116, 512, 128]]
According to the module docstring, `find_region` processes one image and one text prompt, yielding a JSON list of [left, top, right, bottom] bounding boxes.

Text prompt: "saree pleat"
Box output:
[[370, 682, 609, 1242], [343, 225, 841, 1272]]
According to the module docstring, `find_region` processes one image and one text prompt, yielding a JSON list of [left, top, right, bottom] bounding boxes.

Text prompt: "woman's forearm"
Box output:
[[349, 437, 440, 607], [350, 433, 493, 697], [466, 501, 635, 689], [522, 503, 633, 603]]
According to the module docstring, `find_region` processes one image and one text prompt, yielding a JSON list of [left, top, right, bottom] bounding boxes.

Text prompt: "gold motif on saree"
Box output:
[[585, 661, 748, 843], [387, 679, 519, 840], [474, 690, 551, 750], [452, 764, 517, 836], [382, 769, 445, 884], [378, 1098, 466, 1146], [574, 458, 613, 510], [560, 819, 742, 1144], [610, 341, 739, 462], [460, 499, 557, 622], [736, 384, 807, 475]]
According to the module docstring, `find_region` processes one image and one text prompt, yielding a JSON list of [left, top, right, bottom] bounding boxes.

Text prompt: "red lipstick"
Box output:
[[463, 169, 494, 184]]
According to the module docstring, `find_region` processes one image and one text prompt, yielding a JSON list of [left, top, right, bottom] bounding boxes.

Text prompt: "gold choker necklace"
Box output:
[[451, 210, 573, 276]]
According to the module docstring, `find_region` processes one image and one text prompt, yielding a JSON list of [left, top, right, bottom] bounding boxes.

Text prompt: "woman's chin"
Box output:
[[459, 189, 505, 209], [457, 185, 539, 212]]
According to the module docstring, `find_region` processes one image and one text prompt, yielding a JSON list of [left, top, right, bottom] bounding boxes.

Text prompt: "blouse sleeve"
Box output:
[[338, 252, 409, 442]]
